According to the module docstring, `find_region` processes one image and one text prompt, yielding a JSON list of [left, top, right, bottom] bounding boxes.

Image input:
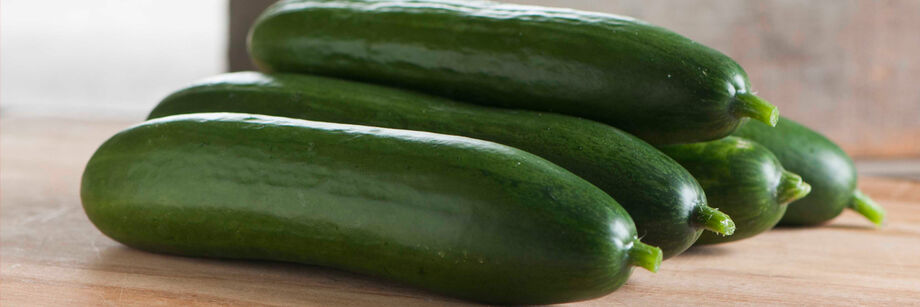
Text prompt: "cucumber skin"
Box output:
[[249, 0, 755, 145], [81, 113, 642, 305], [733, 117, 856, 225], [150, 72, 708, 259], [660, 137, 793, 244]]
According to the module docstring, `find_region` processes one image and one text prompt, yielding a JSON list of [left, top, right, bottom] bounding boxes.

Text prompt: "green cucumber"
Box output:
[[660, 137, 812, 244], [248, 0, 778, 145], [733, 117, 886, 226], [81, 113, 661, 305], [149, 72, 735, 258]]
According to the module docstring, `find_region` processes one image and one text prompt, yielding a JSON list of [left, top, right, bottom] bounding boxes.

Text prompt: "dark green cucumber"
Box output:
[[81, 113, 661, 305], [660, 137, 812, 244], [149, 72, 735, 258], [733, 117, 886, 226], [248, 0, 778, 145]]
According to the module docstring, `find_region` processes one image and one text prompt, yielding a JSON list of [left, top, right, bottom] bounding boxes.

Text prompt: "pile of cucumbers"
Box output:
[[81, 0, 886, 304]]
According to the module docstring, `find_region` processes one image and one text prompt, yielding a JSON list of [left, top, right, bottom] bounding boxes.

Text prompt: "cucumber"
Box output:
[[248, 0, 778, 145], [149, 72, 735, 258], [660, 137, 812, 244], [81, 113, 662, 304], [733, 117, 886, 226]]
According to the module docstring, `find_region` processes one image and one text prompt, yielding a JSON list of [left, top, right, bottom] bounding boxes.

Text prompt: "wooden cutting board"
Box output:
[[2, 116, 918, 306]]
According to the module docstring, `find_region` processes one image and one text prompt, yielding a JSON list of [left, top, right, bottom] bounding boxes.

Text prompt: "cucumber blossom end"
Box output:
[[628, 239, 663, 273], [777, 170, 812, 204], [734, 93, 779, 127], [692, 205, 736, 236], [849, 190, 886, 227]]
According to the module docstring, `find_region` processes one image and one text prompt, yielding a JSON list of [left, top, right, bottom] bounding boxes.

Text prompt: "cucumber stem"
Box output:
[[628, 239, 662, 273], [848, 190, 886, 226], [776, 170, 812, 204], [734, 93, 779, 126], [692, 205, 736, 236]]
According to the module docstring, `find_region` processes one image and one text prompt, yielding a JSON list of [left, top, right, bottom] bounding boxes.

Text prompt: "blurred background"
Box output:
[[1, 2, 918, 305], [2, 0, 919, 178]]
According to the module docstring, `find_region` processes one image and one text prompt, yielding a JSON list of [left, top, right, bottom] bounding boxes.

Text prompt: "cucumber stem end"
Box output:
[[693, 205, 736, 236], [735, 93, 779, 126], [777, 170, 812, 204], [628, 239, 662, 273], [849, 190, 886, 227]]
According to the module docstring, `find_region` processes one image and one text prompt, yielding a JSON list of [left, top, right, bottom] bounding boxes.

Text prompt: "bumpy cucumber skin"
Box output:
[[82, 113, 645, 305], [660, 137, 798, 244], [734, 117, 857, 225], [249, 0, 758, 145], [150, 72, 709, 259]]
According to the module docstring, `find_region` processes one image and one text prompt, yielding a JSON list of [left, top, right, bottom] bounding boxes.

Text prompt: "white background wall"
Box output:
[[1, 0, 228, 120]]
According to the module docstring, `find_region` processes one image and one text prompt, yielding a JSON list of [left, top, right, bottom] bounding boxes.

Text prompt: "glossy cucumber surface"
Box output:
[[734, 117, 885, 226], [81, 113, 662, 304], [150, 72, 735, 258], [248, 0, 778, 145], [660, 137, 811, 244]]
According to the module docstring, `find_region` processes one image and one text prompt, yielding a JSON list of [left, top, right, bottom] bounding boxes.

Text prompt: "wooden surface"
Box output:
[[225, 0, 920, 157], [2, 116, 919, 306]]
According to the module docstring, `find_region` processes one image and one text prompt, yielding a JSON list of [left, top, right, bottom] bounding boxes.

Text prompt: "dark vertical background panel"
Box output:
[[229, 0, 277, 71]]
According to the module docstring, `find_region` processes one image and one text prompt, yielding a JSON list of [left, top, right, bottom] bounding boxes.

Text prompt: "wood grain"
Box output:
[[2, 116, 919, 306]]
